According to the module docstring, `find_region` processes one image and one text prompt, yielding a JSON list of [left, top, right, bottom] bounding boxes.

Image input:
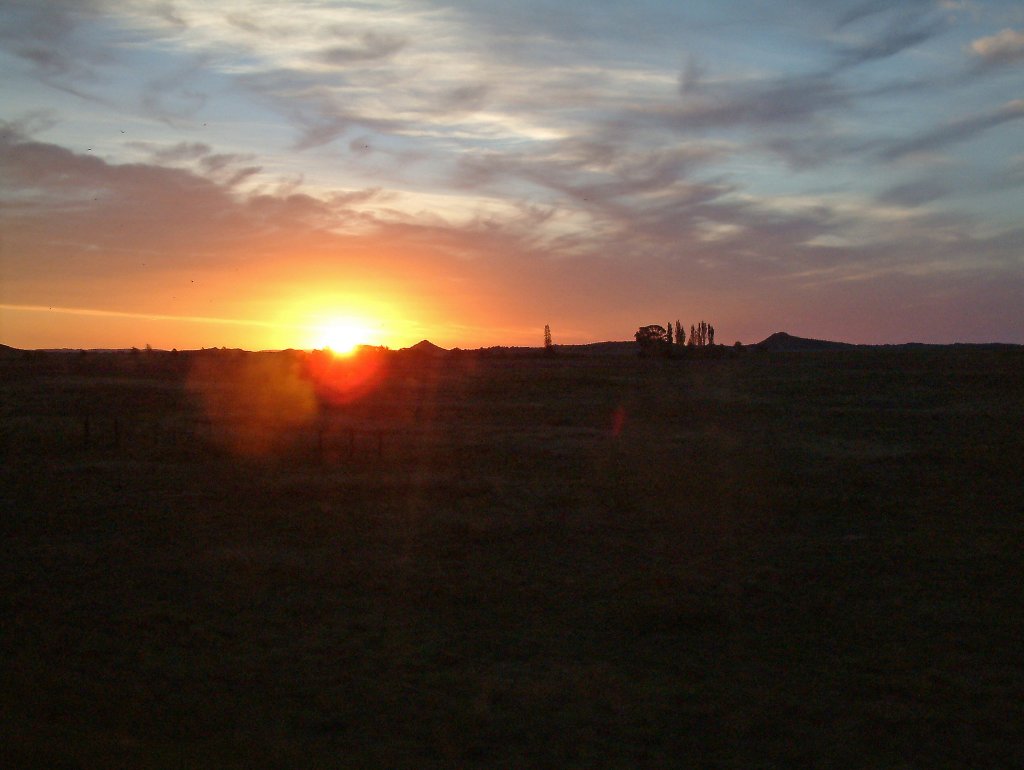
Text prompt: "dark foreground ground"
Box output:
[[2, 347, 1023, 768]]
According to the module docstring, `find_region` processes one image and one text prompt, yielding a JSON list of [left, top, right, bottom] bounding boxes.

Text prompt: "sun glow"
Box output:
[[315, 318, 375, 356], [273, 289, 410, 352]]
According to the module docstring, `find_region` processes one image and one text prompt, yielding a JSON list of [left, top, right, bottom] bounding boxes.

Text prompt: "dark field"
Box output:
[[2, 347, 1023, 767]]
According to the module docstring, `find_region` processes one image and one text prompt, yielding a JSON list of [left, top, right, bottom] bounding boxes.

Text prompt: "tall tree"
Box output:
[[666, 321, 673, 346], [543, 324, 553, 354], [675, 320, 683, 347], [708, 324, 715, 346], [689, 324, 696, 347]]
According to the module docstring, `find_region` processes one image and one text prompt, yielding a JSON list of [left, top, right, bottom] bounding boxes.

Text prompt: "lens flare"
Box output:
[[186, 351, 318, 457], [305, 347, 387, 406]]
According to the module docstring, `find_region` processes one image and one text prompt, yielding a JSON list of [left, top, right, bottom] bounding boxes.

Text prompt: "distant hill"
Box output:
[[401, 339, 447, 355], [753, 332, 857, 351], [751, 332, 1022, 351], [555, 341, 636, 357]]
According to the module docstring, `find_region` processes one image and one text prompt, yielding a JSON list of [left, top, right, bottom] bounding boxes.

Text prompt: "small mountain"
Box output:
[[402, 339, 447, 355], [754, 332, 856, 351], [0, 343, 22, 357]]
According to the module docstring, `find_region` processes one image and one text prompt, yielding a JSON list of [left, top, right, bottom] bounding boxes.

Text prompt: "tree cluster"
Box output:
[[635, 319, 717, 356], [687, 320, 714, 348]]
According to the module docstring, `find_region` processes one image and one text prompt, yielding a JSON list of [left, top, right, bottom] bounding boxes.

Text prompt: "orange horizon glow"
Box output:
[[0, 300, 606, 351], [1, 299, 417, 352], [0, 300, 676, 351], [308, 318, 378, 356]]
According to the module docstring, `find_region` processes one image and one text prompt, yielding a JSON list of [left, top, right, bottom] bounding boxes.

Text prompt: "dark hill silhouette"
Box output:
[[754, 332, 856, 351], [556, 341, 636, 356], [402, 339, 447, 355]]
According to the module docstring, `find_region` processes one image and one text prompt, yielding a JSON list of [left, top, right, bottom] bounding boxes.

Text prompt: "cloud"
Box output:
[[834, 19, 945, 69], [665, 74, 849, 131], [970, 28, 1024, 68], [1, 122, 110, 193], [0, 123, 375, 281], [452, 137, 728, 227], [3, 120, 1021, 347], [235, 67, 403, 150], [836, 0, 936, 29], [151, 1, 189, 29], [0, 0, 112, 103], [224, 12, 262, 35], [148, 141, 213, 162], [876, 180, 949, 207], [439, 84, 489, 113], [880, 99, 1024, 160], [993, 155, 1024, 191], [121, 140, 259, 186], [678, 55, 706, 94], [292, 117, 350, 151], [139, 56, 211, 124], [760, 133, 865, 170], [319, 32, 407, 66], [10, 44, 74, 76]]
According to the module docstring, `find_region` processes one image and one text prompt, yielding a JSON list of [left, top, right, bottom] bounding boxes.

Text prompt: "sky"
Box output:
[[1, 0, 1022, 350]]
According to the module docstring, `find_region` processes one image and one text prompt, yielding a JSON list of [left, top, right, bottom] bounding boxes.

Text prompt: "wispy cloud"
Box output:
[[664, 74, 849, 131], [880, 99, 1024, 160], [969, 28, 1024, 68], [833, 18, 946, 70], [318, 32, 407, 66], [876, 179, 949, 207], [139, 56, 211, 124], [835, 0, 937, 30]]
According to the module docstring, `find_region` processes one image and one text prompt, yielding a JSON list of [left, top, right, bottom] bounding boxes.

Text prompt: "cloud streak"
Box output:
[[0, 303, 286, 329], [880, 99, 1024, 160], [833, 18, 946, 70]]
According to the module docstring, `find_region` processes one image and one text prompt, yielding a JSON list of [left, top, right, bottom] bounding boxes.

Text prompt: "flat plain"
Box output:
[[2, 346, 1023, 767]]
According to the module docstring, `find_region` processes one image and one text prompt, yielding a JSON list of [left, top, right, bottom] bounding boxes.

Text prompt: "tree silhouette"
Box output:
[[695, 321, 710, 347], [639, 319, 719, 356], [543, 324, 553, 354], [635, 324, 668, 356]]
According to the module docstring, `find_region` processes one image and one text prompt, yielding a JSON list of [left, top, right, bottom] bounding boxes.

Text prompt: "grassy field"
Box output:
[[2, 347, 1023, 767]]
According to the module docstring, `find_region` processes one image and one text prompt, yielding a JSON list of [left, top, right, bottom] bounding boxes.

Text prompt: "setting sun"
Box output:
[[315, 319, 375, 355]]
